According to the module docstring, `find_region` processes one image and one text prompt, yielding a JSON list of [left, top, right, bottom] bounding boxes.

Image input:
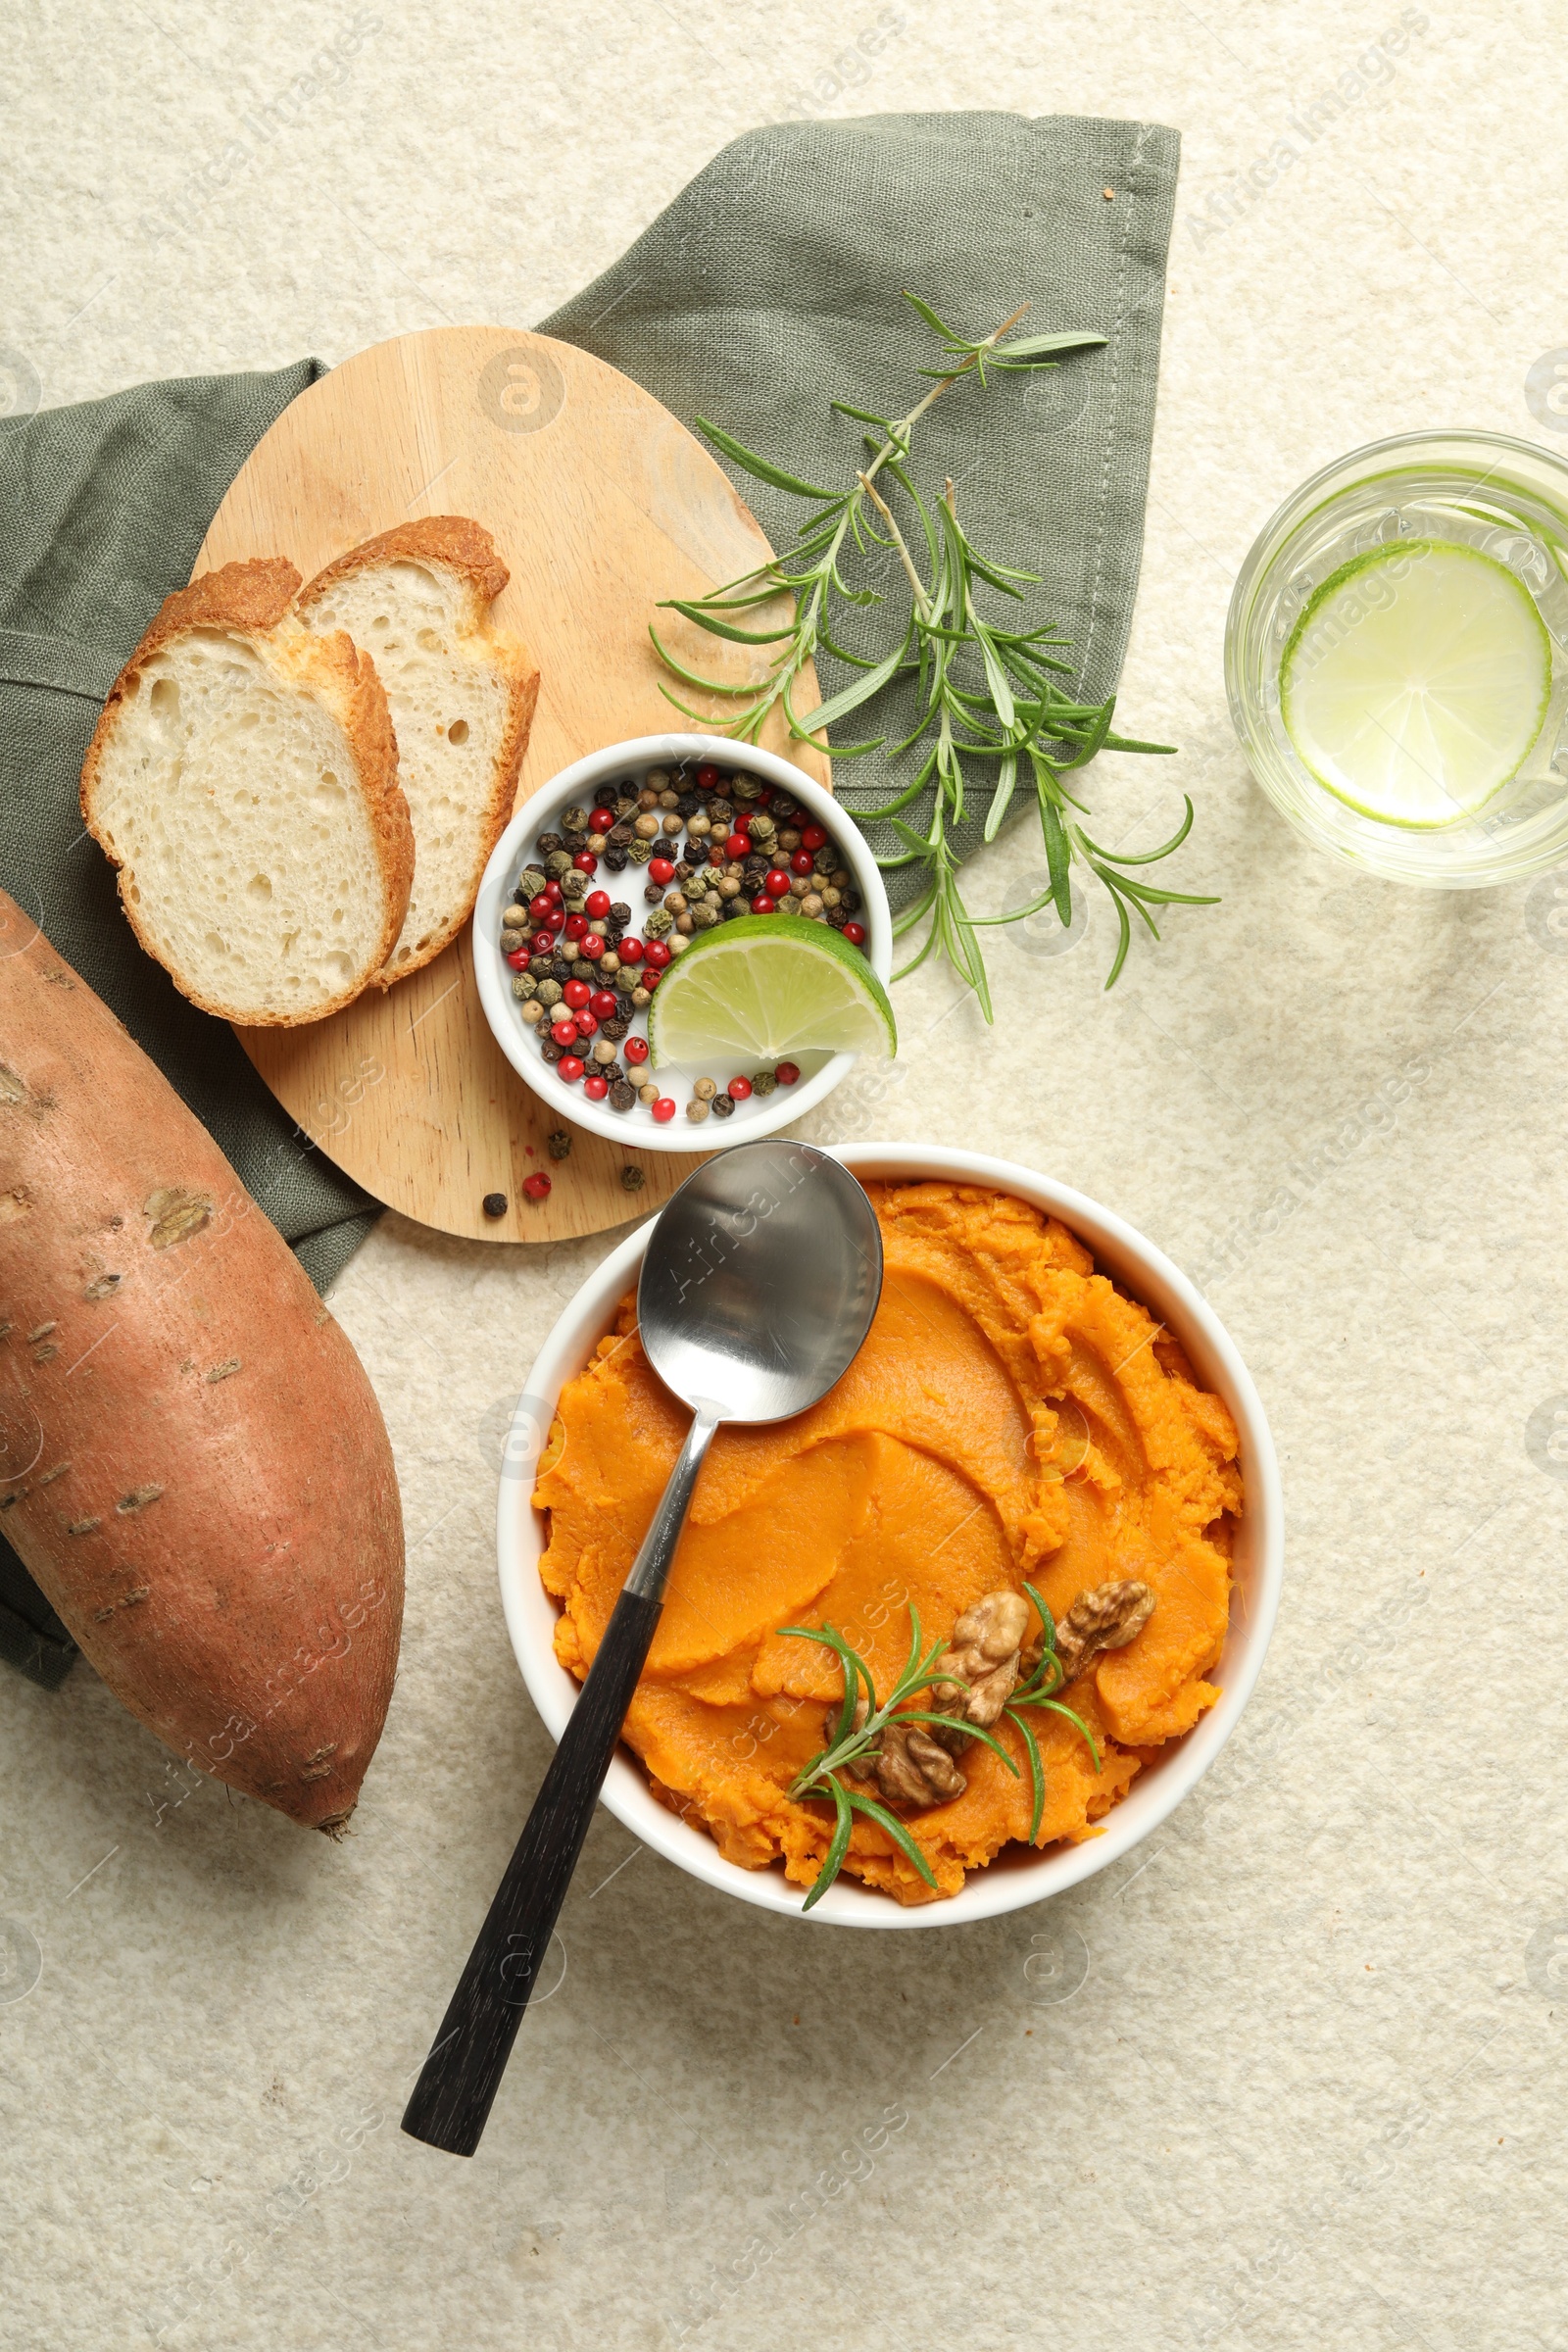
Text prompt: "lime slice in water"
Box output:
[[646, 919, 896, 1068], [1279, 537, 1552, 828]]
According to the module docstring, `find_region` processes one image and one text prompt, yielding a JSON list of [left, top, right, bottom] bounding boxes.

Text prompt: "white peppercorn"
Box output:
[[693, 1076, 716, 1101], [686, 1097, 711, 1124]]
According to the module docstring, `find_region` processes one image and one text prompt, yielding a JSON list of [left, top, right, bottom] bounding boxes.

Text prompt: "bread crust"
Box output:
[[79, 559, 415, 1027], [296, 518, 540, 985]]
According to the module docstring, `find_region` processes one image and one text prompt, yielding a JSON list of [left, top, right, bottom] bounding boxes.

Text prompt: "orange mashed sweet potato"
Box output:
[[535, 1181, 1243, 1904]]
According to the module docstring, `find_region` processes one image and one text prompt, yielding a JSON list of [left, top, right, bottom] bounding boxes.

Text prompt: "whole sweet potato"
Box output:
[[0, 891, 404, 1829]]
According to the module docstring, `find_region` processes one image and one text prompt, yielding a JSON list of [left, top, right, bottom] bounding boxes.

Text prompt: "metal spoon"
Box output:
[[402, 1140, 883, 2157]]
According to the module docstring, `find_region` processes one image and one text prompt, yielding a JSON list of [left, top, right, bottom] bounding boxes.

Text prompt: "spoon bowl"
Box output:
[[638, 1142, 883, 1424]]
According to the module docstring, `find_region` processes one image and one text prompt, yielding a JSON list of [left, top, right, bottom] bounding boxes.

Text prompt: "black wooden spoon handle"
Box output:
[[401, 1581, 662, 2157]]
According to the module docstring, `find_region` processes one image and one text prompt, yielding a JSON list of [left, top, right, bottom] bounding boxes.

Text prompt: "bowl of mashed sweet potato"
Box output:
[[498, 1146, 1284, 1929]]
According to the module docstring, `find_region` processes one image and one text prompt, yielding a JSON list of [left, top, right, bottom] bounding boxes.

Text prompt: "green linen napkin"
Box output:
[[0, 109, 1177, 1687]]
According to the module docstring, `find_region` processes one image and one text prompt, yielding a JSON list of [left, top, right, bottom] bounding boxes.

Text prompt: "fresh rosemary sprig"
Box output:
[[652, 293, 1216, 1009], [780, 1585, 1101, 1910]]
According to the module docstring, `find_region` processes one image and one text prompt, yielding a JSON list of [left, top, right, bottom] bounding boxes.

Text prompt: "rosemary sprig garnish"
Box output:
[[652, 293, 1216, 1008], [781, 1585, 1102, 1910]]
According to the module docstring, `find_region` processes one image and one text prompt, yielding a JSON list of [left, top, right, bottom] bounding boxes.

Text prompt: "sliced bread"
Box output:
[[79, 560, 414, 1026], [295, 517, 539, 986]]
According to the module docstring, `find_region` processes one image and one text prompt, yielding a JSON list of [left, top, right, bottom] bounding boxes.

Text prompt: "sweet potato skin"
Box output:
[[0, 893, 404, 1828]]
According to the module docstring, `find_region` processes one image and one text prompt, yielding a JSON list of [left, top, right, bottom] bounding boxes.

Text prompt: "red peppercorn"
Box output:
[[579, 934, 604, 960], [618, 938, 644, 965], [563, 912, 588, 941], [584, 889, 611, 919], [775, 1061, 800, 1085], [642, 968, 661, 992], [725, 833, 750, 861], [528, 892, 554, 923], [750, 894, 774, 914], [583, 1074, 609, 1102], [564, 979, 592, 1009], [558, 1054, 585, 1083], [551, 1018, 578, 1048], [790, 850, 814, 877], [842, 921, 866, 947], [728, 1075, 753, 1100], [695, 763, 719, 790], [642, 940, 672, 970], [590, 989, 618, 1019], [588, 808, 615, 834], [755, 786, 774, 808], [651, 1097, 676, 1122], [764, 869, 791, 899], [624, 1036, 650, 1065], [574, 1011, 599, 1040], [732, 811, 754, 835], [800, 823, 827, 851], [505, 948, 530, 970], [522, 1172, 552, 1200], [544, 880, 564, 905], [572, 850, 598, 875], [649, 857, 675, 885]]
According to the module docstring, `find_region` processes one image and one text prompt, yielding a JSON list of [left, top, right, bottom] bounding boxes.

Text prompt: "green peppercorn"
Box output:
[[562, 807, 590, 835], [536, 979, 564, 1008], [512, 971, 539, 1000], [751, 1068, 777, 1096]]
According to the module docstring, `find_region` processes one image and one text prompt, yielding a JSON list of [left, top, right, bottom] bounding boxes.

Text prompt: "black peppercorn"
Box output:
[[673, 858, 693, 882], [536, 832, 564, 856], [643, 881, 665, 905], [610, 1081, 637, 1112], [482, 1192, 508, 1218], [676, 792, 701, 815], [685, 841, 710, 868], [593, 782, 619, 807], [547, 1129, 572, 1161], [540, 1038, 564, 1064], [840, 886, 861, 913], [608, 820, 634, 846], [529, 954, 554, 979], [609, 902, 631, 925], [710, 1092, 736, 1119], [603, 845, 628, 872], [619, 1161, 646, 1188], [602, 1015, 630, 1042], [551, 955, 574, 982]]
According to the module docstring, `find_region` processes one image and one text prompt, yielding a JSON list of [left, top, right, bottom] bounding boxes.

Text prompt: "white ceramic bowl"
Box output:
[[497, 1145, 1285, 1930], [471, 734, 891, 1152]]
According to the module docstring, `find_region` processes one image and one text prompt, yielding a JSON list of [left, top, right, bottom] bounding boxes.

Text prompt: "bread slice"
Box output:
[[79, 560, 414, 1027], [295, 517, 539, 986]]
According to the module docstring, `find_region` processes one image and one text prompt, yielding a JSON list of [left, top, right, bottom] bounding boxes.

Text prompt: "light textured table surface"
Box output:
[[6, 5, 1568, 2348]]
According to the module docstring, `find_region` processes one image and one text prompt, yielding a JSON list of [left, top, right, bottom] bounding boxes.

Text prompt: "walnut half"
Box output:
[[1038, 1579, 1156, 1683]]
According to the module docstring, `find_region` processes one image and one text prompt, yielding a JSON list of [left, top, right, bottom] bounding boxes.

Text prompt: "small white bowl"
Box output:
[[497, 1146, 1285, 1931], [472, 734, 891, 1152]]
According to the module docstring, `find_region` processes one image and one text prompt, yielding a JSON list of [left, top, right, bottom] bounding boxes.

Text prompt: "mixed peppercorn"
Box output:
[[500, 759, 862, 1138]]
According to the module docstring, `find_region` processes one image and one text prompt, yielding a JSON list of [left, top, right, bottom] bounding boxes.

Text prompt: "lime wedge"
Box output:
[[1280, 538, 1551, 828], [646, 919, 896, 1068]]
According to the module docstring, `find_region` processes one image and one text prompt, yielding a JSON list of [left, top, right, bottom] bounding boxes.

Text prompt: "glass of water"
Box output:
[[1225, 429, 1568, 886]]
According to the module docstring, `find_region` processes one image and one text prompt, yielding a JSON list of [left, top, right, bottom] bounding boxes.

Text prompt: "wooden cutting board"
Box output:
[[195, 327, 828, 1244]]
